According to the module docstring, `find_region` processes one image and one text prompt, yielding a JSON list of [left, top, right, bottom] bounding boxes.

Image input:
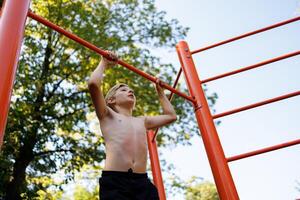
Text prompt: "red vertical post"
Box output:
[[147, 130, 166, 200], [0, 0, 31, 148], [176, 41, 239, 200]]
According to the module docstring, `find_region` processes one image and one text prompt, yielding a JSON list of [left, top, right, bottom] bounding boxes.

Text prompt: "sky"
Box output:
[[152, 0, 300, 200]]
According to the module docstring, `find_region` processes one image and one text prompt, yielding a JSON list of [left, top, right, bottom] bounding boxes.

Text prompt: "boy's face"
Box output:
[[113, 86, 136, 108]]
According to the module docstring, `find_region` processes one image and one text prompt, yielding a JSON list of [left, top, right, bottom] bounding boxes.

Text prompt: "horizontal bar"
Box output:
[[27, 11, 195, 104], [191, 16, 300, 54], [227, 138, 300, 162], [152, 68, 183, 142], [213, 90, 300, 119], [202, 50, 300, 84]]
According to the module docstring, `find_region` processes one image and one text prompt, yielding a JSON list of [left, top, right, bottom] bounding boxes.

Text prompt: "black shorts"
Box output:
[[99, 168, 160, 200]]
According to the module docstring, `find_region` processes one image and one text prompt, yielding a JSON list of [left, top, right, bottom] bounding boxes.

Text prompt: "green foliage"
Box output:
[[185, 181, 219, 200], [73, 185, 98, 200], [0, 0, 217, 199], [167, 175, 219, 200]]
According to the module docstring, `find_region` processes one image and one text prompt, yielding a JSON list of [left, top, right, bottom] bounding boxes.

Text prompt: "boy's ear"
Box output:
[[107, 97, 115, 105]]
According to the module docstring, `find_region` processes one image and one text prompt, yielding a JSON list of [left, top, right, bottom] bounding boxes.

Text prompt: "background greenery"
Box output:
[[0, 0, 218, 199]]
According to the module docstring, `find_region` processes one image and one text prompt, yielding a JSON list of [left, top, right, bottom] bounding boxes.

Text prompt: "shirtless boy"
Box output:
[[88, 51, 177, 200]]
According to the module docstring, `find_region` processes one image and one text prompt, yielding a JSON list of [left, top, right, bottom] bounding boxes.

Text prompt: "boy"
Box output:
[[87, 51, 177, 200]]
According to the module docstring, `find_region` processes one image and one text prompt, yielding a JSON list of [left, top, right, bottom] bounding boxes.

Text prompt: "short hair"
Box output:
[[104, 83, 129, 108]]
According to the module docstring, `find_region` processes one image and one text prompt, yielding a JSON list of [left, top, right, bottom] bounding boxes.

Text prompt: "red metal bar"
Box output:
[[191, 16, 300, 54], [152, 68, 183, 142], [213, 90, 300, 119], [147, 130, 166, 200], [227, 138, 300, 162], [202, 50, 300, 84], [166, 68, 183, 103], [176, 41, 239, 200], [0, 0, 31, 148], [27, 11, 195, 104]]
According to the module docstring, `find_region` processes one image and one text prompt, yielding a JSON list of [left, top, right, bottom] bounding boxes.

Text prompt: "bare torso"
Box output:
[[100, 108, 148, 173]]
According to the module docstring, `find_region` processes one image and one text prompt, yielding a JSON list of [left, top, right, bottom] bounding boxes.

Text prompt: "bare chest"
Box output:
[[100, 115, 146, 140]]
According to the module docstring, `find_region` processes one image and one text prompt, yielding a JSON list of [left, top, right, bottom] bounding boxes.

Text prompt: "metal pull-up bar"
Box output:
[[27, 11, 195, 104]]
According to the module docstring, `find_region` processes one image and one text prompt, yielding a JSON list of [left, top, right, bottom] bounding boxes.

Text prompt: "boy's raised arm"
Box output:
[[144, 80, 177, 130], [87, 51, 118, 119]]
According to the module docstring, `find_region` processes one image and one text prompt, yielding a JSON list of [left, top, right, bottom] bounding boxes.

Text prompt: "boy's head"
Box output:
[[105, 83, 136, 111]]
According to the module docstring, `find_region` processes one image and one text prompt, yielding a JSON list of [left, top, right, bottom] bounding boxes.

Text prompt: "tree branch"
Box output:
[[33, 148, 73, 158], [46, 72, 73, 101], [61, 89, 88, 102], [56, 102, 92, 120]]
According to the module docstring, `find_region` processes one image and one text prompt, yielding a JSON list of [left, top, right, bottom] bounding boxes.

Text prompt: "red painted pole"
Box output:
[[0, 0, 31, 148], [147, 130, 166, 200], [176, 41, 239, 200]]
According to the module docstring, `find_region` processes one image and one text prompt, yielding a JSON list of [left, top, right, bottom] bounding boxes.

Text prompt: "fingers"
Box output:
[[155, 79, 165, 88], [101, 50, 119, 69], [107, 51, 118, 62], [103, 50, 118, 63], [154, 78, 165, 94], [155, 78, 161, 85]]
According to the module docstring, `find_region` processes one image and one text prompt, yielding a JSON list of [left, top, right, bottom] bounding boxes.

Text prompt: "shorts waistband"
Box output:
[[101, 168, 148, 178]]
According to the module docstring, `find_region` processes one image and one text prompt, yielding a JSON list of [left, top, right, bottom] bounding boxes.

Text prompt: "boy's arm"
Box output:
[[87, 52, 117, 119], [144, 80, 177, 129]]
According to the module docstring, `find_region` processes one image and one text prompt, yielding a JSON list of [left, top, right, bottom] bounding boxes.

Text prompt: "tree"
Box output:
[[0, 0, 217, 199]]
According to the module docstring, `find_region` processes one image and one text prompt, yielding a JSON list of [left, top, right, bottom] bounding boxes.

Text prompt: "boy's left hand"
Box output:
[[102, 50, 119, 69], [154, 79, 165, 95]]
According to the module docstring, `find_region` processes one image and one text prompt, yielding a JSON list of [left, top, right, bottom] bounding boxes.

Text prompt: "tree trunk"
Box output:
[[4, 33, 53, 199], [5, 145, 34, 200], [4, 109, 42, 199]]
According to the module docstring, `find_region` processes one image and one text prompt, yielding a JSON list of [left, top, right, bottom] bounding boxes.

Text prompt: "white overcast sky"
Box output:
[[153, 0, 300, 199]]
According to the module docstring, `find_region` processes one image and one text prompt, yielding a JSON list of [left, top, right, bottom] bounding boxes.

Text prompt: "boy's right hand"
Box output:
[[102, 50, 118, 69]]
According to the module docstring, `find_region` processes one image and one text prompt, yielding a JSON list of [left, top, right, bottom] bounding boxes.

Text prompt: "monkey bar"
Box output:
[[201, 50, 300, 84], [191, 15, 300, 54], [213, 90, 300, 119], [0, 1, 299, 199], [227, 138, 300, 162]]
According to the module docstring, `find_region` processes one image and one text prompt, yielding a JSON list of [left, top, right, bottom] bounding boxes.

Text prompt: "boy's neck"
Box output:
[[115, 105, 133, 117]]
